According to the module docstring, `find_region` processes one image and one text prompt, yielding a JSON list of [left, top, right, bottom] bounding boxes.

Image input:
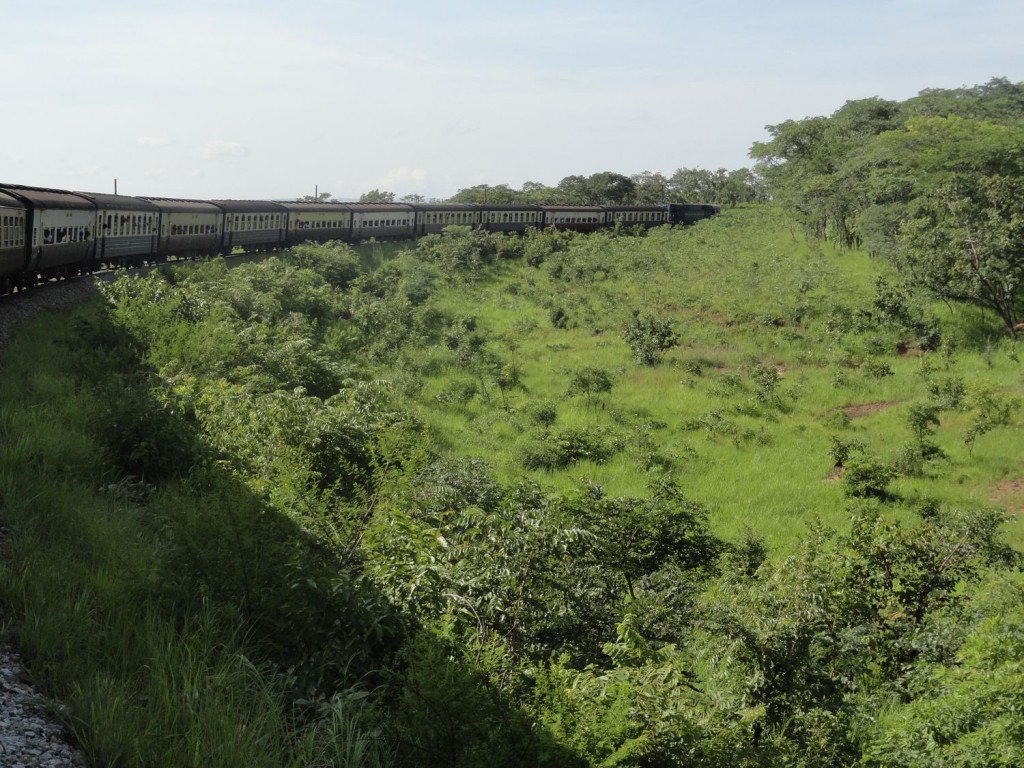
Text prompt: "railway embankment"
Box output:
[[0, 280, 97, 767]]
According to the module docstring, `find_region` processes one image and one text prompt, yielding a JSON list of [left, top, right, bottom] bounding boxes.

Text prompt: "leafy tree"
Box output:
[[630, 171, 669, 205], [566, 366, 614, 409], [359, 188, 396, 203], [582, 171, 636, 205], [861, 571, 1024, 767], [896, 172, 1024, 337], [298, 191, 336, 202], [554, 175, 589, 204]]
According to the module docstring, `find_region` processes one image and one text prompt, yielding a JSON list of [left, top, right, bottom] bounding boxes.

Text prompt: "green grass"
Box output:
[[390, 206, 1024, 552], [0, 303, 389, 768]]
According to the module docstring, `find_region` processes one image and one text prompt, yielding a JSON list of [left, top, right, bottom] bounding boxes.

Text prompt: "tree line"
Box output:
[[304, 167, 767, 208], [751, 76, 1024, 336]]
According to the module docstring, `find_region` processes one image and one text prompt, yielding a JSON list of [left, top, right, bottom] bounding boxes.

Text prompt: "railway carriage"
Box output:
[[0, 185, 96, 280], [604, 205, 668, 228], [216, 199, 288, 254], [349, 203, 415, 241], [413, 203, 480, 235], [142, 197, 223, 260], [665, 203, 720, 225], [541, 205, 606, 232], [0, 173, 720, 296], [77, 192, 160, 269], [0, 191, 27, 291], [479, 204, 543, 233], [278, 201, 352, 246]]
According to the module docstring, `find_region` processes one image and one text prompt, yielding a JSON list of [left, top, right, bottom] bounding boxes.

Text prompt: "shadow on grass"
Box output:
[[0, 296, 582, 768]]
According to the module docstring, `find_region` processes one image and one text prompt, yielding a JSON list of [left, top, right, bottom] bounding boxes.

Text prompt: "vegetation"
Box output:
[[1, 78, 1023, 766], [751, 76, 1024, 336]]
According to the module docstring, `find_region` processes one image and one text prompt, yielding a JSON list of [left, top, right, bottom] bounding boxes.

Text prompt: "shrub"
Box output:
[[842, 455, 896, 498], [622, 310, 678, 366], [860, 359, 894, 379], [521, 427, 619, 470], [566, 366, 614, 408]]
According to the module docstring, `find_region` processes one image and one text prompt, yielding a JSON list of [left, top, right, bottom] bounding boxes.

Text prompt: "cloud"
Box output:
[[377, 167, 427, 192], [137, 136, 170, 147], [202, 141, 249, 159]]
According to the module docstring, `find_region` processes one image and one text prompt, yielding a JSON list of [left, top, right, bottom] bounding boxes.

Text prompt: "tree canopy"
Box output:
[[751, 77, 1024, 335]]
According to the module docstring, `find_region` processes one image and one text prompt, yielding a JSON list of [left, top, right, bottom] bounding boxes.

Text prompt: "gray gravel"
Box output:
[[1, 280, 97, 767], [0, 648, 87, 767]]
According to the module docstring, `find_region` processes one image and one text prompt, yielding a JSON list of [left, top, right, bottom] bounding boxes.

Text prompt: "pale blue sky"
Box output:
[[3, 0, 1020, 200]]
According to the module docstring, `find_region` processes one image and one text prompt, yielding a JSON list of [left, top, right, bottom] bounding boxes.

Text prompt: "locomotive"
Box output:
[[0, 182, 718, 294]]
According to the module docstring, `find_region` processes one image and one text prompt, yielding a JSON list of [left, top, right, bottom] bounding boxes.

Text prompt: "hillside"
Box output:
[[1, 203, 1022, 766]]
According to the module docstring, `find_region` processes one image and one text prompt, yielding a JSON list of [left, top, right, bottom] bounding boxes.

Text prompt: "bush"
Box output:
[[521, 427, 619, 470], [842, 455, 896, 498], [622, 309, 678, 366]]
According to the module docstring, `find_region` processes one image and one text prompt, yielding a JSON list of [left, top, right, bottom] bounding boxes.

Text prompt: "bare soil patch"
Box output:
[[839, 400, 902, 419], [991, 477, 1024, 514]]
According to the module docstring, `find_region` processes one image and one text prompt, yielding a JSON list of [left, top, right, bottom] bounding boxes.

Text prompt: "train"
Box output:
[[0, 182, 719, 294]]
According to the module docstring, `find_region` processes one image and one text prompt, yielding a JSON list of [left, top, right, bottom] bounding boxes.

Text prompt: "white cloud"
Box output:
[[202, 141, 249, 160], [137, 136, 170, 148], [377, 167, 428, 193]]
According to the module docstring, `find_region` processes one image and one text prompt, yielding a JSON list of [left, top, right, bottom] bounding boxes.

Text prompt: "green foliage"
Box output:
[[622, 309, 679, 365], [414, 227, 499, 282], [842, 454, 896, 498], [753, 78, 1024, 336], [862, 570, 1024, 767], [521, 426, 620, 471], [566, 366, 614, 408], [359, 189, 395, 203], [387, 631, 567, 768], [860, 358, 894, 379], [963, 381, 1021, 454], [748, 361, 782, 405], [706, 503, 1010, 763], [7, 187, 1024, 767], [285, 240, 361, 288]]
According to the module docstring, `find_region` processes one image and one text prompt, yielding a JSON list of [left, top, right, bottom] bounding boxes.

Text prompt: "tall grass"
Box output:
[[0, 303, 390, 768]]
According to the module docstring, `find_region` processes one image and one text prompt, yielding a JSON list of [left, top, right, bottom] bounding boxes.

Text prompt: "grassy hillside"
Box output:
[[1, 205, 1021, 767], [376, 206, 1023, 551]]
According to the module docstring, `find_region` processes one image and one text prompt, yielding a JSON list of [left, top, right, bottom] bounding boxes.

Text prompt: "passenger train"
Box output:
[[0, 182, 718, 295]]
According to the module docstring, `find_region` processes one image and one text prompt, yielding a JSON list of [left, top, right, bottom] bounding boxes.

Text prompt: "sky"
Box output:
[[2, 0, 1021, 201]]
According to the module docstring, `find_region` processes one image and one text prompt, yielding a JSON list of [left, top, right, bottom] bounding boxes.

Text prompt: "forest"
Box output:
[[0, 77, 1022, 767]]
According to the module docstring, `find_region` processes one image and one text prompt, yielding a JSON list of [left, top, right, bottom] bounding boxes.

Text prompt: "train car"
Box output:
[[479, 204, 543, 233], [216, 200, 288, 254], [0, 184, 96, 280], [278, 201, 353, 246], [413, 203, 480, 236], [604, 205, 669, 229], [0, 191, 28, 292], [541, 205, 606, 232], [664, 203, 720, 225], [77, 191, 160, 269], [142, 197, 222, 260], [349, 203, 415, 241]]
